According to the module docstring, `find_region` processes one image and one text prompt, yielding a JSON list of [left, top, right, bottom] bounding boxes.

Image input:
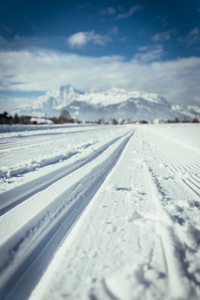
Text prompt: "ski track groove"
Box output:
[[0, 129, 105, 153], [192, 175, 200, 184], [187, 177, 200, 191], [142, 160, 195, 299], [143, 162, 172, 278], [153, 136, 200, 202], [0, 131, 131, 215], [156, 140, 200, 167], [182, 178, 200, 198], [0, 130, 134, 300], [0, 127, 104, 142]]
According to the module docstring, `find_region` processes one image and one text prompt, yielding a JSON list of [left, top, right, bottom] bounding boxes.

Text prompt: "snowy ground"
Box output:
[[0, 123, 200, 300]]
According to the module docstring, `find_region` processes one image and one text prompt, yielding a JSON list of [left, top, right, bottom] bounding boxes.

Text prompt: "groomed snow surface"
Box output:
[[0, 123, 200, 300]]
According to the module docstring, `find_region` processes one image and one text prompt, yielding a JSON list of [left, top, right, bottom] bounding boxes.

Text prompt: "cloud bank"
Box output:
[[0, 49, 199, 105]]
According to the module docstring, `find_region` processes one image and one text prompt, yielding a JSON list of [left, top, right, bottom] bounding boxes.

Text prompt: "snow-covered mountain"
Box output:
[[12, 85, 200, 121], [172, 104, 200, 120]]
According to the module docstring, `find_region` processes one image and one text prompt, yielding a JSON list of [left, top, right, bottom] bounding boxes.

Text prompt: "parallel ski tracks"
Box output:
[[0, 130, 134, 300], [142, 161, 196, 299], [0, 128, 105, 152], [155, 141, 200, 200], [0, 131, 131, 215]]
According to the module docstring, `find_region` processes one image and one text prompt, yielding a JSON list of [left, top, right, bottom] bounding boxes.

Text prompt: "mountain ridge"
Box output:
[[11, 85, 200, 121]]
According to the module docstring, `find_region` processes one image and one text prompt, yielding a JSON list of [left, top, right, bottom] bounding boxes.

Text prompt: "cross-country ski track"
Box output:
[[0, 124, 200, 300]]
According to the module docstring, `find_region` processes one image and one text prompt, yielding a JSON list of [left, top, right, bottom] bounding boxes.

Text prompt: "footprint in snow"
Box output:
[[105, 184, 132, 192], [116, 187, 132, 192], [128, 211, 144, 223]]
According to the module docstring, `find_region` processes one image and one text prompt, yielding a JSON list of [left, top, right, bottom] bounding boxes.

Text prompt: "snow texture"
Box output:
[[0, 123, 200, 300]]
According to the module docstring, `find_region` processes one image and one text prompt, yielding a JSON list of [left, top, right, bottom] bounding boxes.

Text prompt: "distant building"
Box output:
[[31, 117, 53, 125]]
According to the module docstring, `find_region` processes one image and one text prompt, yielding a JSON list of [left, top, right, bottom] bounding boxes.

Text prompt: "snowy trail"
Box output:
[[0, 124, 200, 300], [0, 131, 130, 214], [143, 126, 200, 201], [0, 127, 133, 300], [23, 124, 199, 300], [0, 125, 126, 173], [142, 162, 190, 299]]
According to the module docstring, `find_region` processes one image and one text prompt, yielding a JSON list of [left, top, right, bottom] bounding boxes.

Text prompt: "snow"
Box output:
[[10, 85, 200, 121], [79, 88, 167, 107], [0, 123, 200, 300], [9, 85, 200, 122], [172, 104, 200, 120], [11, 85, 170, 118], [16, 85, 167, 111]]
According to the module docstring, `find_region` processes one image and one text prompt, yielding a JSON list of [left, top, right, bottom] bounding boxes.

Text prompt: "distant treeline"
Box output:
[[0, 110, 75, 125], [0, 112, 30, 125], [0, 111, 199, 125]]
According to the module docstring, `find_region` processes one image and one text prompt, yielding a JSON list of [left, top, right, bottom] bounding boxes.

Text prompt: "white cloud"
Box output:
[[138, 46, 148, 51], [100, 55, 124, 61], [178, 27, 200, 46], [116, 4, 143, 20], [0, 49, 200, 106], [152, 31, 171, 42], [68, 32, 88, 47], [67, 31, 111, 48], [100, 7, 116, 15], [134, 45, 164, 63], [187, 27, 200, 45]]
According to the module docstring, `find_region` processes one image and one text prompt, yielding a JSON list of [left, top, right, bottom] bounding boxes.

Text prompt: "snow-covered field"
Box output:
[[0, 123, 200, 300]]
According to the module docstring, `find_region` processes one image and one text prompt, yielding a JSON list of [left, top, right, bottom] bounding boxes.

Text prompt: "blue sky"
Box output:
[[0, 0, 200, 109]]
